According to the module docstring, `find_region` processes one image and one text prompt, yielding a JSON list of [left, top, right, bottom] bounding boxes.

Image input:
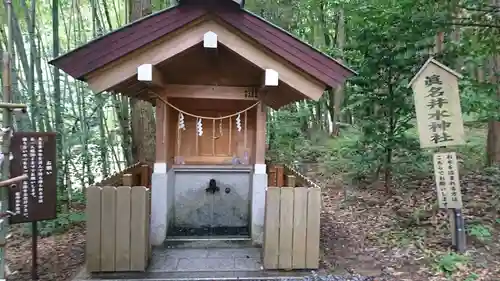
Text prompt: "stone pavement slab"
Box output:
[[149, 255, 179, 272], [74, 247, 290, 280], [235, 258, 262, 270], [161, 249, 210, 258], [176, 257, 235, 271], [76, 270, 310, 281], [148, 247, 262, 272], [207, 248, 261, 258]]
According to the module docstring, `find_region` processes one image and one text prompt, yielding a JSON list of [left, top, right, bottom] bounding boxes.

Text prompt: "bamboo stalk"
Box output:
[[0, 175, 28, 188], [0, 102, 27, 110], [1, 3, 14, 277]]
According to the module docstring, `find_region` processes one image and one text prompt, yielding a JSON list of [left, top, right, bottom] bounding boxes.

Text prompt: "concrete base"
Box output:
[[251, 167, 267, 246], [150, 172, 168, 246], [171, 166, 251, 232], [150, 163, 267, 246]]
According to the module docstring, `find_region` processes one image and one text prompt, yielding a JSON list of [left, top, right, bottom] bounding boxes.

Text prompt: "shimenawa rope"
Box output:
[[150, 90, 260, 120]]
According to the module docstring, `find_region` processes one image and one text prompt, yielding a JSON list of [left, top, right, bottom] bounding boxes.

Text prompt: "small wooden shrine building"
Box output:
[[50, 0, 355, 246]]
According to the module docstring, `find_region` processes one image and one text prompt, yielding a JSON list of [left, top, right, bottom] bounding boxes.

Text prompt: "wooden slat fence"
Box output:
[[267, 163, 321, 189], [263, 185, 321, 270], [96, 162, 152, 188], [86, 186, 151, 272], [284, 163, 322, 189]]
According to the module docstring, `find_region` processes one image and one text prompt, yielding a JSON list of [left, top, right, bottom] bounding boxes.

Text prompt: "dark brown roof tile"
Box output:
[[49, 2, 355, 88]]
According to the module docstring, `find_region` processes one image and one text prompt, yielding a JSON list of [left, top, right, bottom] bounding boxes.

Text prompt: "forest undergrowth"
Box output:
[[5, 206, 86, 281], [290, 126, 500, 281]]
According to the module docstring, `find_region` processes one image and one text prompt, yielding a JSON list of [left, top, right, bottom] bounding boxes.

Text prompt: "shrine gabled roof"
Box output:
[[49, 0, 355, 90]]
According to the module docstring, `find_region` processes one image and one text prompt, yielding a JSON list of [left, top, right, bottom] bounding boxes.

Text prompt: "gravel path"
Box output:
[[303, 273, 387, 281], [74, 272, 390, 281], [74, 277, 383, 281]]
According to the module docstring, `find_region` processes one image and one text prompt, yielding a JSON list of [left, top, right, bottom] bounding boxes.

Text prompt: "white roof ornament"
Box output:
[[264, 69, 279, 86], [203, 31, 218, 49], [137, 64, 153, 82], [137, 64, 165, 87]]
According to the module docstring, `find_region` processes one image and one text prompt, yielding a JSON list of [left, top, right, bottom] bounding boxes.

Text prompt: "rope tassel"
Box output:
[[236, 113, 242, 132], [178, 112, 186, 130], [197, 118, 203, 136]]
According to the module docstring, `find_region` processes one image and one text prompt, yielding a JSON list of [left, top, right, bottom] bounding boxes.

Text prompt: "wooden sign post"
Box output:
[[8, 132, 57, 280], [409, 57, 466, 252], [0, 51, 28, 279]]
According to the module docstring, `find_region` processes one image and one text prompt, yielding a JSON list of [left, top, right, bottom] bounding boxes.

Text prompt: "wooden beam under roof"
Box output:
[[137, 64, 166, 87]]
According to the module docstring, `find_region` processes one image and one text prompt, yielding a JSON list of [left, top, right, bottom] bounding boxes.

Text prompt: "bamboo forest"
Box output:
[[0, 0, 499, 280]]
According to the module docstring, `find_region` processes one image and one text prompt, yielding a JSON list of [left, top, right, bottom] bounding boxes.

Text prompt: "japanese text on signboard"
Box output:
[[425, 75, 454, 145], [9, 132, 57, 223], [411, 60, 465, 148], [433, 152, 463, 209]]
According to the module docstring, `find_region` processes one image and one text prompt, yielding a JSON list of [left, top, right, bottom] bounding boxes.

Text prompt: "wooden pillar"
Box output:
[[140, 164, 150, 187], [155, 97, 169, 169], [122, 173, 134, 186], [255, 103, 266, 164], [286, 175, 296, 188]]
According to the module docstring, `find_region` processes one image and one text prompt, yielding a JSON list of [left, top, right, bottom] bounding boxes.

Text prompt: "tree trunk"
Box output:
[[129, 0, 156, 164], [486, 55, 500, 165], [331, 8, 345, 137], [114, 95, 133, 166], [325, 89, 335, 134], [90, 0, 110, 178], [384, 70, 396, 193], [98, 94, 110, 177], [485, 0, 500, 165]]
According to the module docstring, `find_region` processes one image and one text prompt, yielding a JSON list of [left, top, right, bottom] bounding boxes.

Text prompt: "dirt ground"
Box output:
[[4, 165, 500, 281], [5, 223, 86, 281], [314, 165, 500, 281]]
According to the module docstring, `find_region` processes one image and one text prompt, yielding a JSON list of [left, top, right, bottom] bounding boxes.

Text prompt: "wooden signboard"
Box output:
[[409, 58, 465, 148], [8, 132, 57, 224], [433, 152, 463, 209], [410, 58, 467, 252]]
